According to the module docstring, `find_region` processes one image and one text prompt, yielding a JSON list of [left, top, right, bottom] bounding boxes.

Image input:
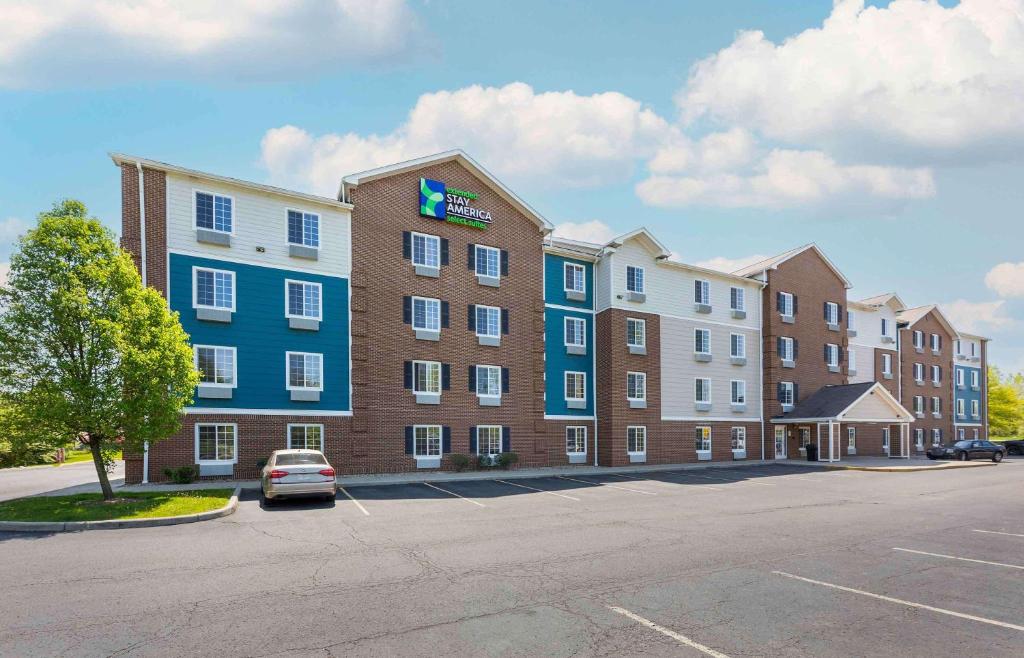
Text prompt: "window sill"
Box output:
[[828, 365, 841, 373], [731, 449, 746, 460], [696, 450, 712, 461], [915, 347, 924, 353], [847, 329, 857, 337], [881, 336, 896, 344], [415, 392, 441, 405], [197, 385, 233, 399], [196, 228, 230, 246], [695, 303, 712, 314], [847, 447, 857, 455], [566, 399, 587, 410], [971, 386, 981, 391], [848, 369, 857, 377], [565, 290, 586, 302], [883, 373, 894, 380], [290, 389, 320, 402], [625, 291, 646, 303], [196, 307, 232, 323], [730, 403, 747, 413], [694, 402, 712, 412], [414, 457, 441, 469], [565, 344, 586, 356], [694, 353, 712, 363], [782, 404, 794, 413], [414, 264, 440, 278], [932, 381, 941, 388], [289, 244, 319, 260], [782, 360, 796, 369], [731, 309, 746, 320], [932, 413, 942, 419], [478, 395, 501, 407], [932, 349, 941, 356], [914, 380, 925, 386], [478, 334, 501, 347], [781, 314, 795, 324], [477, 274, 501, 288], [628, 344, 647, 356], [915, 412, 924, 418], [198, 462, 234, 477], [730, 356, 747, 366], [288, 317, 320, 331], [827, 323, 840, 332], [568, 453, 588, 464], [628, 452, 647, 463], [415, 329, 441, 342], [628, 399, 647, 409]]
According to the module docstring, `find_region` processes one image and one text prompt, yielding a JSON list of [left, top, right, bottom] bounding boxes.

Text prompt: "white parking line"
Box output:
[[556, 475, 657, 495], [772, 571, 1024, 632], [638, 473, 725, 491], [973, 529, 1024, 539], [422, 482, 486, 507], [496, 479, 580, 501], [337, 486, 370, 516], [684, 473, 775, 487], [892, 547, 1024, 570], [608, 606, 731, 657]]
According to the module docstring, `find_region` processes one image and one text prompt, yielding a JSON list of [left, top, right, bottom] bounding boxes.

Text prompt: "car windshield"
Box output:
[[954, 441, 972, 448], [275, 453, 327, 466]]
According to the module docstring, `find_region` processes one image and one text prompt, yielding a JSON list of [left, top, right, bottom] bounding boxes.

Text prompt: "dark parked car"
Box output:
[[1001, 439, 1024, 456], [926, 440, 1005, 462]]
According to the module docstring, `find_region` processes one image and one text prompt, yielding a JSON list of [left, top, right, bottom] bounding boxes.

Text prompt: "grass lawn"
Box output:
[[0, 489, 234, 522], [56, 449, 123, 466]]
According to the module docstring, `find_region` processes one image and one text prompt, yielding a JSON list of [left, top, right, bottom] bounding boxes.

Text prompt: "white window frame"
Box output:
[[564, 262, 586, 294], [565, 371, 586, 403], [956, 398, 965, 417], [695, 377, 712, 404], [626, 372, 646, 402], [730, 286, 745, 312], [476, 364, 502, 399], [193, 345, 237, 388], [286, 351, 324, 391], [414, 424, 442, 459], [931, 365, 941, 384], [882, 353, 893, 376], [626, 318, 646, 348], [971, 370, 980, 387], [780, 382, 795, 406], [848, 427, 857, 450], [848, 348, 857, 372], [931, 396, 941, 413], [627, 426, 647, 455], [695, 279, 710, 305], [694, 328, 711, 355], [779, 292, 794, 317], [825, 302, 839, 325], [826, 343, 839, 367], [411, 231, 440, 268], [564, 316, 586, 348], [971, 399, 980, 418], [847, 309, 856, 331], [412, 296, 441, 332], [475, 244, 501, 278], [286, 208, 320, 249], [932, 428, 942, 445], [731, 380, 746, 404], [284, 279, 323, 321], [956, 369, 965, 387], [913, 331, 924, 349], [780, 336, 794, 361], [194, 423, 238, 465], [695, 426, 712, 453], [192, 266, 236, 311], [476, 425, 502, 456], [731, 426, 746, 451], [412, 360, 441, 395], [913, 396, 924, 413], [475, 304, 500, 338], [193, 189, 234, 235], [931, 333, 940, 351], [730, 333, 746, 359], [915, 428, 924, 449], [881, 318, 891, 338], [566, 426, 587, 456], [287, 423, 324, 451], [914, 363, 924, 382], [626, 265, 645, 294]]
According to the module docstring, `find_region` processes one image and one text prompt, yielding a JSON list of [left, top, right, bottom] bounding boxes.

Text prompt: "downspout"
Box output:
[[758, 274, 766, 461], [136, 161, 149, 484], [593, 301, 599, 467]]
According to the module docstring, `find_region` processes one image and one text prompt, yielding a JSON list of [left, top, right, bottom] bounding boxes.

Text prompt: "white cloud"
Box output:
[[694, 254, 769, 273], [0, 262, 8, 287], [941, 299, 1016, 334], [0, 0, 422, 88], [649, 127, 757, 175], [677, 0, 1024, 163], [636, 148, 935, 210], [0, 217, 28, 243], [985, 262, 1024, 298], [260, 82, 671, 195], [552, 221, 616, 245]]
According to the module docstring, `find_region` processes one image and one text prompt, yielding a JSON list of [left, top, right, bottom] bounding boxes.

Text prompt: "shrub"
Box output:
[[256, 457, 269, 470], [450, 453, 471, 472], [497, 452, 519, 470], [162, 465, 196, 484]]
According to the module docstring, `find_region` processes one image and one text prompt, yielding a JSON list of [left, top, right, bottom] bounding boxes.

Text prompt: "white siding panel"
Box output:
[[850, 305, 898, 351], [843, 391, 905, 421], [595, 255, 612, 312], [849, 344, 875, 383]]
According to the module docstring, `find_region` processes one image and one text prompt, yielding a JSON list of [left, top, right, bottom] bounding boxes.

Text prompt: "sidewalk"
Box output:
[[785, 456, 996, 472]]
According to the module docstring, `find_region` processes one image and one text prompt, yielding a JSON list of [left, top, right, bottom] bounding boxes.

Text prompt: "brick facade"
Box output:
[[899, 310, 955, 445], [874, 347, 900, 399]]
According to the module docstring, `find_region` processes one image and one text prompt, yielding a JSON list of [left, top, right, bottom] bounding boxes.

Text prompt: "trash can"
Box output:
[[806, 443, 818, 462]]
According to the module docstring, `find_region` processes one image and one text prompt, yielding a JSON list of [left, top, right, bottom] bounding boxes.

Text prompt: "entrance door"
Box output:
[[882, 427, 891, 456], [774, 426, 787, 459], [799, 427, 811, 456]]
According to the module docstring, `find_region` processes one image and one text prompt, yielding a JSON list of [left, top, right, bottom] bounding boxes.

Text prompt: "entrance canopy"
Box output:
[[770, 382, 913, 425]]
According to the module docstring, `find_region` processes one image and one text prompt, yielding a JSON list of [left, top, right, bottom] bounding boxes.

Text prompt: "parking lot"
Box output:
[[1, 460, 1022, 656]]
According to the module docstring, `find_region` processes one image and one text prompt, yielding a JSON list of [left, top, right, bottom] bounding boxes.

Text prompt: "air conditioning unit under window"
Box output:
[[479, 454, 500, 467]]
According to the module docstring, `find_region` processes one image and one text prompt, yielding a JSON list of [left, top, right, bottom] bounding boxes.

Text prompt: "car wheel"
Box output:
[[1009, 446, 1021, 456], [259, 489, 272, 508], [959, 451, 969, 461], [993, 452, 1003, 463], [927, 454, 936, 460]]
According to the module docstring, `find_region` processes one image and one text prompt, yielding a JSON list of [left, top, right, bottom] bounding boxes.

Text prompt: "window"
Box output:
[[287, 210, 319, 248], [932, 428, 942, 445], [194, 268, 234, 310], [913, 396, 924, 413], [780, 382, 795, 406], [476, 425, 502, 455], [913, 363, 924, 381], [564, 317, 586, 348], [475, 244, 500, 278], [779, 337, 794, 361], [565, 371, 586, 402], [412, 296, 441, 332], [931, 396, 941, 413], [411, 232, 440, 268], [564, 263, 585, 294], [971, 399, 980, 417], [414, 425, 442, 458], [730, 287, 745, 311], [956, 369, 965, 387], [626, 318, 646, 347], [848, 427, 856, 450], [694, 328, 711, 354], [694, 279, 710, 305], [848, 348, 857, 372], [881, 318, 891, 338], [731, 427, 746, 451], [413, 361, 441, 394], [971, 370, 979, 387], [476, 305, 500, 338], [627, 372, 646, 401], [194, 346, 236, 386], [882, 353, 893, 376], [970, 342, 977, 357], [957, 428, 965, 441], [288, 424, 323, 451], [196, 424, 236, 463], [956, 399, 965, 417], [695, 426, 711, 452], [825, 344, 839, 367], [286, 280, 322, 320], [931, 365, 941, 384], [913, 331, 923, 349], [931, 333, 941, 351], [915, 428, 925, 447], [695, 378, 711, 403], [627, 426, 646, 454], [476, 364, 501, 398], [825, 302, 839, 325], [779, 292, 794, 317], [566, 426, 587, 455], [287, 352, 323, 391], [847, 310, 856, 331], [955, 339, 962, 355], [195, 191, 232, 233], [731, 380, 746, 404], [730, 334, 746, 359], [626, 266, 645, 293]]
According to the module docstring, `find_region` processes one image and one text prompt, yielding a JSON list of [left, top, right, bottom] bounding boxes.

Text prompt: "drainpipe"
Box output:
[[758, 274, 766, 461], [142, 441, 149, 484], [135, 162, 149, 485], [593, 302, 599, 467]]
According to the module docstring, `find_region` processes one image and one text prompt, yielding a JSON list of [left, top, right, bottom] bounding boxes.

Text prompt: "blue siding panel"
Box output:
[[544, 253, 593, 309], [544, 307, 595, 416], [169, 253, 350, 411], [954, 365, 982, 424]]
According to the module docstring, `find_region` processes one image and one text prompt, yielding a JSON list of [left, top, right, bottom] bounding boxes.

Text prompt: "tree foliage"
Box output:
[[988, 367, 1024, 438], [0, 200, 198, 497]]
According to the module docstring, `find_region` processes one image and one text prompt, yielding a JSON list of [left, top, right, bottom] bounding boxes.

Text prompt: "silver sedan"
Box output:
[[259, 449, 336, 506]]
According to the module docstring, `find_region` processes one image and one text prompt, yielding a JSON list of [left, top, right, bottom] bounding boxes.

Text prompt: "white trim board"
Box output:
[[185, 408, 353, 416], [168, 248, 351, 278]]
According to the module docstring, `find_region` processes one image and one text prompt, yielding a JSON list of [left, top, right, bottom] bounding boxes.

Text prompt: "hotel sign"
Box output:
[[419, 178, 492, 229]]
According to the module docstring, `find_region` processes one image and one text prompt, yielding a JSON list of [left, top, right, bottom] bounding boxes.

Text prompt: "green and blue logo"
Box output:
[[419, 178, 446, 219]]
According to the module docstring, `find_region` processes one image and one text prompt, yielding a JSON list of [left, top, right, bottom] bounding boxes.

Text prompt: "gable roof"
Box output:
[[339, 150, 553, 232], [898, 304, 957, 336], [603, 227, 672, 259], [858, 292, 907, 311], [771, 382, 913, 423], [732, 243, 852, 288]]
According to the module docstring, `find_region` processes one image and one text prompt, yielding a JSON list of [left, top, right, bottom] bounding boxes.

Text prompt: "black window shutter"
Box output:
[[501, 426, 511, 453], [794, 383, 799, 402], [501, 367, 510, 394], [440, 238, 449, 265], [777, 337, 783, 356], [469, 427, 477, 454], [442, 426, 451, 453], [824, 344, 829, 363], [468, 365, 477, 392], [467, 243, 476, 270], [442, 363, 451, 390], [776, 291, 782, 311], [402, 296, 412, 324], [402, 231, 411, 259], [793, 295, 798, 314], [500, 249, 509, 276], [793, 339, 799, 359], [777, 382, 783, 401], [837, 304, 843, 323], [501, 308, 509, 335], [838, 346, 844, 363], [404, 426, 414, 454], [441, 301, 450, 328], [467, 304, 476, 331], [403, 361, 412, 389]]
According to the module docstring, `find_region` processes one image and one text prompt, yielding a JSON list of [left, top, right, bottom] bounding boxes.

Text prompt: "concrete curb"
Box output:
[[818, 461, 996, 473], [0, 486, 240, 533]]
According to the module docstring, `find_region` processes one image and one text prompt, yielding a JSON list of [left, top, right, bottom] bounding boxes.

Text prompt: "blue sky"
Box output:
[[1, 0, 1022, 369]]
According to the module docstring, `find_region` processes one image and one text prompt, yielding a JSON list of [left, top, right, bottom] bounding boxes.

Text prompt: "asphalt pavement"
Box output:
[[0, 460, 124, 502]]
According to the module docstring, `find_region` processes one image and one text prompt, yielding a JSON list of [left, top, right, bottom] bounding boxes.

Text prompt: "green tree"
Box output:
[[988, 367, 1024, 438], [0, 200, 198, 499]]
